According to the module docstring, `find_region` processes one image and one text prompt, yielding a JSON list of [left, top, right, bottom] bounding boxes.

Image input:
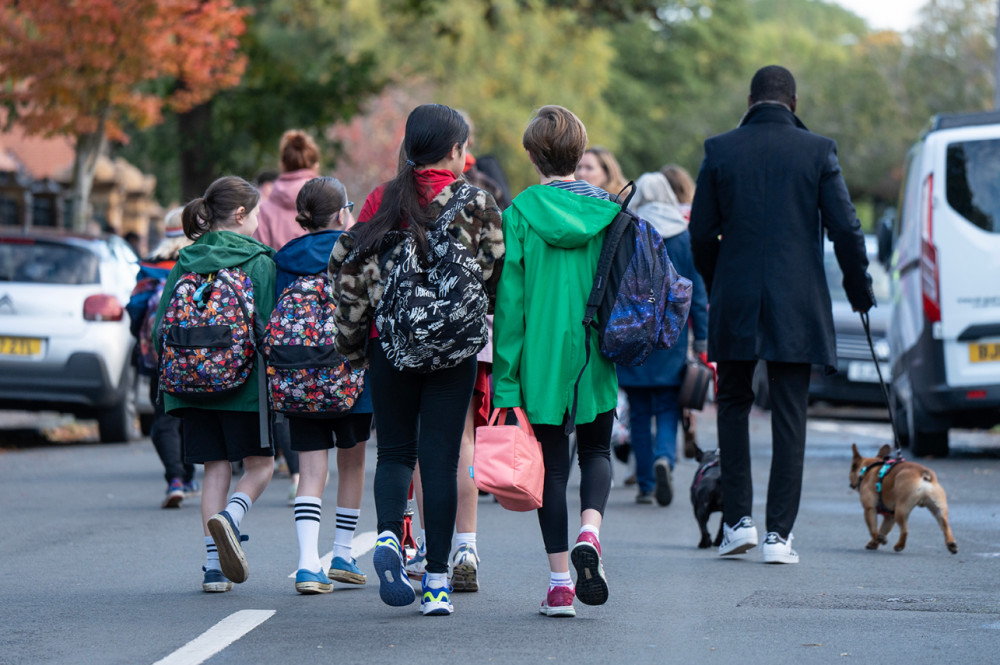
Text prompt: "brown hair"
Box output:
[[522, 105, 588, 178], [295, 177, 348, 232], [279, 129, 320, 172], [181, 176, 260, 241], [584, 146, 627, 199], [660, 164, 695, 204]]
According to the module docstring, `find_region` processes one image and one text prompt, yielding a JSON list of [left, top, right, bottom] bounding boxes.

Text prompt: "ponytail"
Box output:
[[182, 176, 260, 241]]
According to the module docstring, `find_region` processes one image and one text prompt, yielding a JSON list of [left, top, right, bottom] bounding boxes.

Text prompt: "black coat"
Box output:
[[689, 103, 873, 368]]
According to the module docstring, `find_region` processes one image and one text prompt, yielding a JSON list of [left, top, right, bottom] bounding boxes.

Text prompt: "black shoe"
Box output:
[[654, 459, 673, 506]]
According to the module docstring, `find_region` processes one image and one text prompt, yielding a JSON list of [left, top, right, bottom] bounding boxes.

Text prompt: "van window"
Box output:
[[946, 139, 1000, 232]]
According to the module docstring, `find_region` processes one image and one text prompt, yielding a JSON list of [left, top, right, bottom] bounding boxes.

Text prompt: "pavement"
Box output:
[[1, 404, 998, 665]]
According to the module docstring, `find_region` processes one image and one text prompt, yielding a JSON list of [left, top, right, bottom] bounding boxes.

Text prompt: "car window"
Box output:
[[946, 138, 1000, 233], [0, 240, 100, 285], [825, 247, 890, 304]]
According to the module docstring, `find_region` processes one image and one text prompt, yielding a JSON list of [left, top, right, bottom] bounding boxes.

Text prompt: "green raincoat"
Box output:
[[154, 231, 276, 414], [493, 184, 620, 426]]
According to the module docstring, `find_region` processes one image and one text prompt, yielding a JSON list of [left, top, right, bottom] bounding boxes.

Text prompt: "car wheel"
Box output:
[[906, 395, 949, 458], [98, 366, 138, 444]]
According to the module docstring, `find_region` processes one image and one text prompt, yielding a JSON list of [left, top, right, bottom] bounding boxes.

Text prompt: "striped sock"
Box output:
[[550, 570, 572, 590], [205, 536, 220, 571], [333, 506, 360, 561], [225, 492, 252, 528], [294, 496, 322, 573]]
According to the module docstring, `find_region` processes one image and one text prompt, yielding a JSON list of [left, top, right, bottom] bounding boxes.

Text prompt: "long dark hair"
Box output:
[[181, 176, 260, 241], [350, 104, 469, 260], [295, 177, 347, 232]]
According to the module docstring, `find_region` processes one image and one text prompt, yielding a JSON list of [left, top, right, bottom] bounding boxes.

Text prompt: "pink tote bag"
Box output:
[[473, 407, 544, 511]]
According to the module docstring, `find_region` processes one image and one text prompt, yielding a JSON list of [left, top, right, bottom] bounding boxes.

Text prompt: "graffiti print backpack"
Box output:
[[158, 267, 260, 397], [374, 183, 488, 372], [262, 273, 364, 415]]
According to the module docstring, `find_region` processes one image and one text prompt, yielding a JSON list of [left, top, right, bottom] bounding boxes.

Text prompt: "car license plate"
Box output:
[[969, 342, 1000, 363], [0, 336, 42, 357], [847, 361, 882, 383]]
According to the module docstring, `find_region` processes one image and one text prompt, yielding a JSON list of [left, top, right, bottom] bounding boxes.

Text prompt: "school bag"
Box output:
[[126, 268, 168, 376], [374, 182, 488, 372], [262, 273, 364, 415], [568, 183, 693, 429], [158, 267, 261, 397]]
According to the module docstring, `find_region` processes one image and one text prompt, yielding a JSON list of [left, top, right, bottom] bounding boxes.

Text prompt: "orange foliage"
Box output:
[[0, 0, 248, 142]]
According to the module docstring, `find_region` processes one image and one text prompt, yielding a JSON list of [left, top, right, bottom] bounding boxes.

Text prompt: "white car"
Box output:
[[881, 110, 1000, 456], [0, 230, 141, 442]]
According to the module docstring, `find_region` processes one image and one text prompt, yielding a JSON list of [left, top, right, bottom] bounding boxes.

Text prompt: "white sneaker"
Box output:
[[718, 516, 758, 556], [448, 543, 480, 592], [761, 532, 799, 564]]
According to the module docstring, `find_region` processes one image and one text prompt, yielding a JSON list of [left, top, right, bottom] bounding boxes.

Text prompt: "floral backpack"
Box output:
[[262, 273, 364, 414], [158, 268, 260, 397]]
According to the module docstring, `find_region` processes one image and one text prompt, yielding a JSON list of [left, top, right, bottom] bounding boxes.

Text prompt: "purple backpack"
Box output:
[[569, 183, 693, 429]]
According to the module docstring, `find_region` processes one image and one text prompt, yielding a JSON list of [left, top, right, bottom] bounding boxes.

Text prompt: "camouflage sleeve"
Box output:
[[328, 232, 371, 368], [467, 189, 506, 311]]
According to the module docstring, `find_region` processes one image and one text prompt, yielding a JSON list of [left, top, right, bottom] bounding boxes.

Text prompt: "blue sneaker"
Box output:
[[294, 568, 333, 594], [182, 480, 201, 498], [207, 511, 250, 584], [202, 566, 232, 593], [373, 532, 415, 607], [329, 556, 367, 585], [420, 575, 454, 616]]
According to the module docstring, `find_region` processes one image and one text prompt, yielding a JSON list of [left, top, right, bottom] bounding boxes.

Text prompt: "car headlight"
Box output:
[[874, 338, 891, 360]]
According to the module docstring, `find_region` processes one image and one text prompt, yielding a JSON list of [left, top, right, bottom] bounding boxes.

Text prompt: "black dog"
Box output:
[[690, 443, 724, 549]]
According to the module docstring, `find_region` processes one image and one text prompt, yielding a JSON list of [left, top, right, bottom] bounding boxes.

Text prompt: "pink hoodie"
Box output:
[[253, 168, 317, 250]]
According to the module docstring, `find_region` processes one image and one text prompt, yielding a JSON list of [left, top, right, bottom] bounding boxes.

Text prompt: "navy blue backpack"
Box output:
[[568, 183, 693, 431]]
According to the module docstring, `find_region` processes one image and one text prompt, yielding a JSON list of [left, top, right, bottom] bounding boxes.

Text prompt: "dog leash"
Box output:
[[860, 311, 904, 456]]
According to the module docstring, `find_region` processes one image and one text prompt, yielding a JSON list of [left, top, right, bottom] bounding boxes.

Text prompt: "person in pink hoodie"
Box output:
[[254, 130, 322, 251]]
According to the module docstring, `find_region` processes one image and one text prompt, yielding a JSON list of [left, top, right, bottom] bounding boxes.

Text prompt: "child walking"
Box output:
[[494, 106, 619, 617], [154, 176, 277, 593], [329, 104, 504, 616], [269, 177, 373, 594]]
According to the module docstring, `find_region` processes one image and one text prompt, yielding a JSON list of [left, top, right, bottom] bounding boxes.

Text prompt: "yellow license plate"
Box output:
[[0, 336, 42, 356], [969, 342, 1000, 363]]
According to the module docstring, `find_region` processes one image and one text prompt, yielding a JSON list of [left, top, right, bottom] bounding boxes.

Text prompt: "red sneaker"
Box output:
[[571, 531, 608, 606], [540, 585, 576, 617]]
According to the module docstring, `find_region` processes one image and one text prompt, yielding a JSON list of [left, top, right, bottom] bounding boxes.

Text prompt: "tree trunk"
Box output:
[[70, 127, 106, 233], [178, 100, 215, 201]]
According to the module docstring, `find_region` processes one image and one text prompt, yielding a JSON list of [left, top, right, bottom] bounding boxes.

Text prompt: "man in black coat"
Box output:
[[689, 65, 874, 564]]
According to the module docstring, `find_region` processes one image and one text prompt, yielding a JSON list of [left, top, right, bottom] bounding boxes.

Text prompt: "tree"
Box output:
[[0, 0, 248, 230]]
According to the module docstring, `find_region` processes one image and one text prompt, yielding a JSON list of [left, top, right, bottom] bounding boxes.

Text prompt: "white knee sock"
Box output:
[[225, 492, 252, 528], [294, 496, 322, 573], [333, 506, 360, 561]]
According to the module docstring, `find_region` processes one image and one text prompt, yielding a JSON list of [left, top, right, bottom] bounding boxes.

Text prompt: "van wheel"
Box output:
[[889, 387, 910, 448], [906, 398, 949, 458]]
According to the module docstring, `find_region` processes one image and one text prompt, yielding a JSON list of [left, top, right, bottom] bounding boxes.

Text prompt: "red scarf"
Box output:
[[357, 168, 458, 223]]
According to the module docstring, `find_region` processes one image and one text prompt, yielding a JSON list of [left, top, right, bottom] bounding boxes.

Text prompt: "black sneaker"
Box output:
[[654, 459, 673, 506]]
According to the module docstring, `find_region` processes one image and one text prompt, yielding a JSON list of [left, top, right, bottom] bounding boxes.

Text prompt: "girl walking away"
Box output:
[[154, 176, 277, 593], [267, 177, 373, 595], [328, 104, 504, 616], [575, 146, 628, 201], [494, 105, 619, 618]]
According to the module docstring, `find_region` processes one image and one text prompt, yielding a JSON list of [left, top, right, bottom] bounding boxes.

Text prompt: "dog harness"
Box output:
[[692, 456, 720, 493], [857, 455, 903, 517]]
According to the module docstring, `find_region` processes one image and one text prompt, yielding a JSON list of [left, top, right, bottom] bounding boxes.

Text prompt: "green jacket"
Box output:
[[493, 184, 620, 426], [154, 231, 276, 414]]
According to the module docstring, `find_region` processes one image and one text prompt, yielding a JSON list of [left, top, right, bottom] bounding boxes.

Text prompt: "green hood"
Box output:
[[511, 185, 619, 248], [175, 230, 274, 272]]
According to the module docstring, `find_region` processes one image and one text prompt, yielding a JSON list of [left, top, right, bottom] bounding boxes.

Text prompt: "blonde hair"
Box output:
[[585, 146, 627, 199]]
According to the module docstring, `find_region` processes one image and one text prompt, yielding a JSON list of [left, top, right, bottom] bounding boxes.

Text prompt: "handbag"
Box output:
[[679, 361, 713, 411], [473, 407, 544, 511]]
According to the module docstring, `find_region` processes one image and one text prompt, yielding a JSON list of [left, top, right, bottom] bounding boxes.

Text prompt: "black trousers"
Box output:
[[367, 342, 477, 575], [533, 410, 614, 555], [716, 360, 810, 539], [149, 380, 193, 483]]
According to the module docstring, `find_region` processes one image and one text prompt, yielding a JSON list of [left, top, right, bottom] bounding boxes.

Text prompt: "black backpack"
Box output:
[[374, 183, 488, 372]]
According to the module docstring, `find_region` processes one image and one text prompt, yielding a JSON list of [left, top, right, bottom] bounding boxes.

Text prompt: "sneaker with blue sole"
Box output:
[[373, 532, 415, 607], [329, 556, 367, 585], [202, 567, 232, 593], [207, 511, 250, 584], [295, 568, 333, 594], [421, 575, 454, 616]]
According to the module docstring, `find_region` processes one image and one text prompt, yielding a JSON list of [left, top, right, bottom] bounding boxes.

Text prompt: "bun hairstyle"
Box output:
[[350, 104, 469, 261], [181, 176, 260, 241], [279, 129, 320, 172], [295, 177, 347, 232]]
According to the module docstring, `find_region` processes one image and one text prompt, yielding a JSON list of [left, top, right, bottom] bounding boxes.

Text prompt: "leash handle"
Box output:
[[860, 311, 903, 455]]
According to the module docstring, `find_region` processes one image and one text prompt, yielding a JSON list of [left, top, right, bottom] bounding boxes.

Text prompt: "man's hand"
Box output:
[[849, 272, 877, 314]]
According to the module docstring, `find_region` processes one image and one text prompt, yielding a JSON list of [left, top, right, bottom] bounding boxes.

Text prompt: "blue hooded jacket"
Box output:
[[273, 229, 372, 414]]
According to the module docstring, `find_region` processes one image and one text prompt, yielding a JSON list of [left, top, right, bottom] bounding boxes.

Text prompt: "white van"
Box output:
[[882, 110, 1000, 456]]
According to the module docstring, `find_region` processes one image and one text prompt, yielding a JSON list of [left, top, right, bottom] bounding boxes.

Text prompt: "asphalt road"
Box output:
[[1, 405, 998, 665]]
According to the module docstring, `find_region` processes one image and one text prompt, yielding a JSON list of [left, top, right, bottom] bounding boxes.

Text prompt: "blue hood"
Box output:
[[273, 229, 342, 296]]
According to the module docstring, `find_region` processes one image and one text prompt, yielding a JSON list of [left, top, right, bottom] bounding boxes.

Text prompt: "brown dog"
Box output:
[[850, 444, 958, 554]]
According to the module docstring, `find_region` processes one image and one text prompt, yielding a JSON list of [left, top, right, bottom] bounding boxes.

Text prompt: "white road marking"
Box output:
[[152, 609, 274, 665], [287, 529, 378, 578]]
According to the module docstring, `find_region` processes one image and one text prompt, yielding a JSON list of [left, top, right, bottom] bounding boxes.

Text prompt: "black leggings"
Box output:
[[367, 342, 477, 574], [533, 410, 615, 554]]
